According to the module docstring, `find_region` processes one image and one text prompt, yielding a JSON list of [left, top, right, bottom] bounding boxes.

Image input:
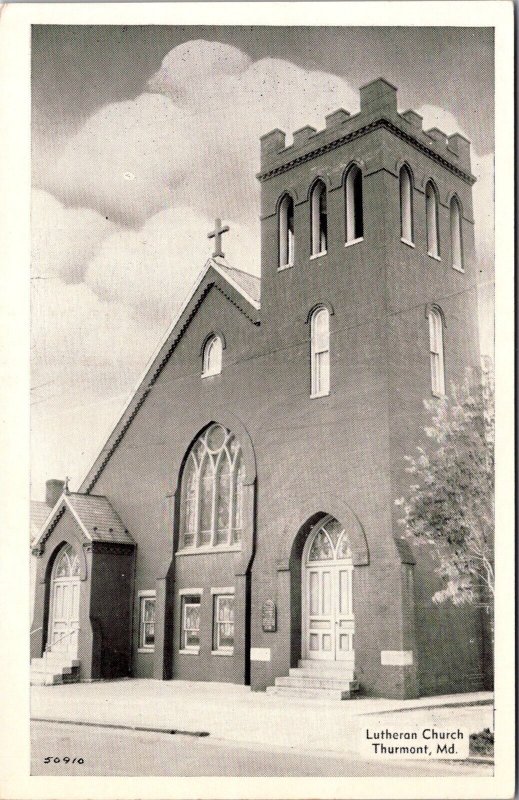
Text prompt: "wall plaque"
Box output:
[[262, 599, 277, 632]]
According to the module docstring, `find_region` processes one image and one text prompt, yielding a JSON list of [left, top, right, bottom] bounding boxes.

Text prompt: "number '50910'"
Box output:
[[43, 756, 84, 764]]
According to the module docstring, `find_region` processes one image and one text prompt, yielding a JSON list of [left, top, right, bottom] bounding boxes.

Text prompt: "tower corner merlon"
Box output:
[[260, 128, 286, 168], [359, 76, 398, 116], [447, 132, 472, 173]]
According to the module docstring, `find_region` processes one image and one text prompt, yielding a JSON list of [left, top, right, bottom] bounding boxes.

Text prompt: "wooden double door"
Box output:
[[303, 516, 355, 662]]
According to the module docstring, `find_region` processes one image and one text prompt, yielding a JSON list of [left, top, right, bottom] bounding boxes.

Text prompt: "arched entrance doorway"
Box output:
[[48, 544, 80, 656], [302, 516, 354, 664]]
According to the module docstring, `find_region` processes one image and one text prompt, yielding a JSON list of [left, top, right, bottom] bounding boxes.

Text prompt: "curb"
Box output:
[[358, 698, 493, 715], [32, 717, 209, 737]]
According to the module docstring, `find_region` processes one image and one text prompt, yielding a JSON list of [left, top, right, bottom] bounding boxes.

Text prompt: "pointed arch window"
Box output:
[[54, 544, 80, 578], [310, 306, 330, 398], [279, 194, 295, 268], [310, 181, 327, 257], [179, 424, 244, 549], [426, 181, 440, 259], [450, 196, 463, 271], [399, 165, 414, 244], [428, 307, 445, 396], [202, 335, 222, 377], [345, 164, 363, 244]]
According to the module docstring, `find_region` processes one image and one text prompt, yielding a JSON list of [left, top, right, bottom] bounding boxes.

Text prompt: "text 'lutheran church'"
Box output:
[[31, 78, 492, 699]]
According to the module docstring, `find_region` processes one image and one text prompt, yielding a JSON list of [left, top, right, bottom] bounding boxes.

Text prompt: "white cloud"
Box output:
[[37, 41, 359, 228], [84, 205, 259, 324], [417, 105, 494, 267], [31, 189, 118, 283]]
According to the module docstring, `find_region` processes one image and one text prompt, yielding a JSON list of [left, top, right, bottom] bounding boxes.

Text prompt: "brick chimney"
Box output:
[[46, 478, 65, 508]]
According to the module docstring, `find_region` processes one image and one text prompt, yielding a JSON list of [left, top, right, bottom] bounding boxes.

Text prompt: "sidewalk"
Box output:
[[31, 679, 493, 758]]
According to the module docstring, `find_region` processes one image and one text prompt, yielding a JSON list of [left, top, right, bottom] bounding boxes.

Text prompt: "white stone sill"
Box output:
[[401, 237, 415, 248], [344, 236, 364, 248], [452, 263, 465, 273], [310, 391, 331, 400], [201, 370, 221, 379], [177, 545, 241, 556], [310, 250, 327, 260], [138, 648, 154, 654], [179, 648, 200, 656], [427, 252, 442, 262], [277, 262, 294, 272], [211, 649, 234, 657]]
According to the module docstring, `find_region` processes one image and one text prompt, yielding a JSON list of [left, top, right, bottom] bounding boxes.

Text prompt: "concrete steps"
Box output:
[[30, 653, 80, 686], [267, 660, 359, 701]]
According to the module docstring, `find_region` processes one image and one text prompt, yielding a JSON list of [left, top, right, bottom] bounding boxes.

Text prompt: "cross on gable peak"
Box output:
[[208, 217, 230, 259]]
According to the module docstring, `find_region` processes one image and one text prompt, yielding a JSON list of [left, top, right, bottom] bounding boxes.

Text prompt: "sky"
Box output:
[[31, 26, 495, 500]]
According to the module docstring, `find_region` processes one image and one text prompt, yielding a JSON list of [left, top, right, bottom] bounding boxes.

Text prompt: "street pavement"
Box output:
[[31, 679, 494, 771], [31, 721, 493, 777]]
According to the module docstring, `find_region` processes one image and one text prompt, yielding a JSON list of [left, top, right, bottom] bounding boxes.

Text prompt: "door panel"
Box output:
[[306, 567, 334, 660]]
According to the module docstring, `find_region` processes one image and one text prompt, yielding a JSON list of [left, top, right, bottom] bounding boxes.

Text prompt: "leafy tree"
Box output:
[[396, 362, 494, 626]]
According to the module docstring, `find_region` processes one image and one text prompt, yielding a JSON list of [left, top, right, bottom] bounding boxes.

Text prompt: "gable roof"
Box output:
[[31, 500, 51, 543], [215, 260, 261, 304], [32, 492, 135, 553], [78, 257, 261, 495]]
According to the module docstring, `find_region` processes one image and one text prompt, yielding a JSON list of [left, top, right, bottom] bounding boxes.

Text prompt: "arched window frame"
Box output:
[[399, 164, 414, 245], [344, 164, 364, 245], [201, 334, 223, 378], [425, 180, 440, 259], [278, 193, 295, 269], [310, 180, 327, 258], [179, 424, 244, 550], [450, 195, 464, 271], [310, 305, 330, 398], [427, 306, 446, 397]]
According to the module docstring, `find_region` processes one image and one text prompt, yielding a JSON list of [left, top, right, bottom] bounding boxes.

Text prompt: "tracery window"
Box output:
[[310, 180, 327, 256], [308, 518, 352, 561], [202, 335, 222, 377], [179, 424, 244, 549], [54, 544, 80, 578], [345, 164, 363, 243], [279, 194, 295, 268], [310, 306, 330, 397], [450, 196, 463, 270], [428, 306, 445, 396], [426, 180, 440, 258], [399, 164, 414, 244]]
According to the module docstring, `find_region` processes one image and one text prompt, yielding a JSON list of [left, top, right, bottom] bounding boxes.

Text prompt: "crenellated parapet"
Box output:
[[258, 78, 474, 184]]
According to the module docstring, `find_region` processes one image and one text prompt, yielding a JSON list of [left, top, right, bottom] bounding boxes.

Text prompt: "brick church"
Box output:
[[31, 78, 491, 698]]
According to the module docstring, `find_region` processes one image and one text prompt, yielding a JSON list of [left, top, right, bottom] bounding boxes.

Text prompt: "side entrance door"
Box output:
[[303, 516, 355, 663], [48, 544, 80, 656]]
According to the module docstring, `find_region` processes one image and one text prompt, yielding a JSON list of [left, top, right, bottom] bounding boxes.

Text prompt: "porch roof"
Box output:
[[65, 493, 135, 545]]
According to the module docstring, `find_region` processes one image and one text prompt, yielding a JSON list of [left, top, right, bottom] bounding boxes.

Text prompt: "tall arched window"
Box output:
[[428, 307, 445, 396], [202, 335, 222, 377], [345, 164, 363, 243], [399, 165, 414, 244], [450, 196, 463, 270], [310, 181, 327, 256], [179, 424, 244, 549], [279, 194, 295, 268], [426, 181, 440, 258], [310, 306, 330, 397]]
